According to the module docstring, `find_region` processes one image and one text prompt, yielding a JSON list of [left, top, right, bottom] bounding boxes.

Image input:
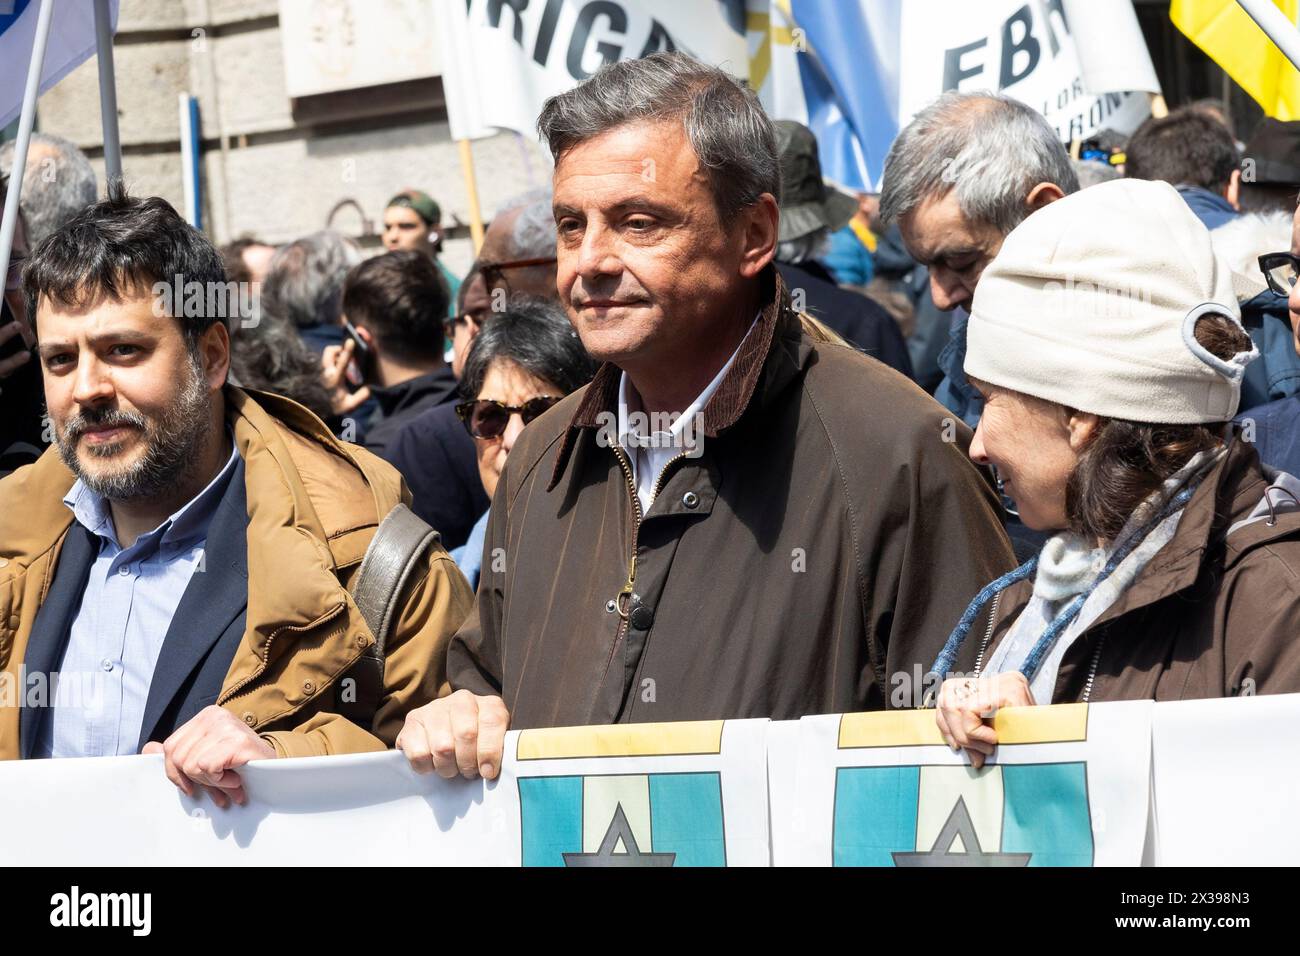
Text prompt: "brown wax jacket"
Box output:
[[448, 268, 1017, 726], [950, 439, 1300, 702]]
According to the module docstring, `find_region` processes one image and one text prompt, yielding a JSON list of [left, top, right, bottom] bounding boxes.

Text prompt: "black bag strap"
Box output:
[[351, 503, 441, 664]]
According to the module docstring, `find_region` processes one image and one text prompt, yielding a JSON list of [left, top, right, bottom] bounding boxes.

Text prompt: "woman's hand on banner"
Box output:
[[934, 672, 1035, 770]]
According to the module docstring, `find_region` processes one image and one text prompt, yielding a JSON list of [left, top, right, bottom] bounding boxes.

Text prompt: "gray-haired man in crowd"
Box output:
[[397, 52, 1015, 780], [879, 92, 1078, 430], [0, 132, 98, 246]]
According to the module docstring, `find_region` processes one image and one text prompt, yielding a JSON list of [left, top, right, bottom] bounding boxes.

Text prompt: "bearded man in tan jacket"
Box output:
[[0, 185, 472, 806]]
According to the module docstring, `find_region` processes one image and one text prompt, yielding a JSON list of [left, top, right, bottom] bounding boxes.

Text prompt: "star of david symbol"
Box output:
[[892, 796, 1031, 867], [562, 803, 676, 867]]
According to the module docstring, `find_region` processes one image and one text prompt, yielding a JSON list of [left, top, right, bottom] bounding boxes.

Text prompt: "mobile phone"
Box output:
[[341, 317, 372, 381], [0, 299, 31, 366]]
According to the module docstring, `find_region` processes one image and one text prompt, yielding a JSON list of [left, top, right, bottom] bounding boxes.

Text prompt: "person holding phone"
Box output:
[[320, 250, 456, 459]]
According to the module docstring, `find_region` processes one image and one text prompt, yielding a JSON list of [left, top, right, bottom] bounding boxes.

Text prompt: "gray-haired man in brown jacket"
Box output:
[[397, 53, 1015, 780]]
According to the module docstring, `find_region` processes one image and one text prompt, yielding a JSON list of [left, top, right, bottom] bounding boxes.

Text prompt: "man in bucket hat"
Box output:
[[772, 120, 911, 378]]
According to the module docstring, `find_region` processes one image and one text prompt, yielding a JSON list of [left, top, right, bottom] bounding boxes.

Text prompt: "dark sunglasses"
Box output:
[[1259, 251, 1300, 297], [456, 396, 561, 439]]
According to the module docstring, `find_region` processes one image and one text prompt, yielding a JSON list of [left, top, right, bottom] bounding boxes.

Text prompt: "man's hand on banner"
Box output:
[[141, 706, 276, 807], [935, 672, 1035, 770], [397, 690, 510, 781]]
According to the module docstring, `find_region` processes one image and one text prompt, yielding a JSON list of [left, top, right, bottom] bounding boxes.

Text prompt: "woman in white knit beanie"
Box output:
[[931, 178, 1300, 769]]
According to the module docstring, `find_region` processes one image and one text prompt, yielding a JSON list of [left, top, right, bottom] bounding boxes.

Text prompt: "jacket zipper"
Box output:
[[218, 602, 347, 707], [1082, 633, 1106, 703], [600, 445, 688, 686], [971, 590, 1001, 679]]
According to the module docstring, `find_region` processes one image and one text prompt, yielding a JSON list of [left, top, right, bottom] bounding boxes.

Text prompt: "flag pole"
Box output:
[[1237, 0, 1300, 71], [457, 138, 485, 254], [93, 0, 123, 183], [0, 0, 56, 306]]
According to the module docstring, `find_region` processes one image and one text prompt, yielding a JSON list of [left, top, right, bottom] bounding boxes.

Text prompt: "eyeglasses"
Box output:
[[442, 309, 489, 340], [4, 254, 26, 293], [479, 256, 557, 295], [455, 396, 561, 440], [1259, 251, 1300, 297]]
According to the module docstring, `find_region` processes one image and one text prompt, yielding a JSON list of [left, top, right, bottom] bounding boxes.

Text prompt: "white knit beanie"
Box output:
[[965, 178, 1257, 423]]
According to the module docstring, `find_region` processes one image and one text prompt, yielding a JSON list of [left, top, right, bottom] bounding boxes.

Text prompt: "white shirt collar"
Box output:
[[616, 312, 759, 450]]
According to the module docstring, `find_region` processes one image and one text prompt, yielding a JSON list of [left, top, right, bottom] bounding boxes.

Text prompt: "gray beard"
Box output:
[[55, 355, 215, 503]]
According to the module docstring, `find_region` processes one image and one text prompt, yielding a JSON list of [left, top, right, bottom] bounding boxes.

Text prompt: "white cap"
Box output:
[[965, 178, 1257, 424]]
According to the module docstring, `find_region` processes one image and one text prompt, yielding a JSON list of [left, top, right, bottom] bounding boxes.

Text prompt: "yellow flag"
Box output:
[[1171, 0, 1300, 119]]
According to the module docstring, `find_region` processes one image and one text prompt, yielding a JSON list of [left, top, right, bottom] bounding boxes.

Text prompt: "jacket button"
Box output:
[[630, 603, 655, 630], [682, 491, 699, 509], [242, 712, 256, 725], [355, 635, 367, 648], [605, 600, 617, 614], [303, 681, 315, 694]]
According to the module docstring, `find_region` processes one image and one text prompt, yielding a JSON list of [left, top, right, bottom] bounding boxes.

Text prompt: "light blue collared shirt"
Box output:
[[36, 435, 241, 758], [450, 508, 490, 592]]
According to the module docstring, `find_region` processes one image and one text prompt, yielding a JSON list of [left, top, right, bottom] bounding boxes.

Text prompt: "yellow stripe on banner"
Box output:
[[838, 704, 1088, 749], [516, 720, 725, 760], [838, 710, 947, 748], [994, 703, 1088, 744]]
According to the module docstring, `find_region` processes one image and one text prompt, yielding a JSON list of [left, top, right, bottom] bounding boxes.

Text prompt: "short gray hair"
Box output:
[[536, 51, 779, 222], [879, 91, 1079, 235], [1072, 158, 1121, 189], [509, 189, 557, 259], [0, 133, 98, 245], [260, 230, 361, 329]]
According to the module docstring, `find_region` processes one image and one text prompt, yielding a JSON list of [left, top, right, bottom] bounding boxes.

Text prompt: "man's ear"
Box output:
[[1066, 410, 1101, 452], [737, 193, 779, 279], [199, 321, 231, 391], [1026, 181, 1066, 213], [1226, 168, 1242, 209]]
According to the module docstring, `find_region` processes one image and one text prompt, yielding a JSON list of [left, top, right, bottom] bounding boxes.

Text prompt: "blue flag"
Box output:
[[0, 0, 118, 131]]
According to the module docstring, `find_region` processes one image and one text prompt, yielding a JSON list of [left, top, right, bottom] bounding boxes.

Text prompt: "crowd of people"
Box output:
[[1, 51, 1298, 802]]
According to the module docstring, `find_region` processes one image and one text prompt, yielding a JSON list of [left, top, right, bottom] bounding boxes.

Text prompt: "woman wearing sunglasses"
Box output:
[[929, 180, 1300, 768], [451, 299, 597, 588]]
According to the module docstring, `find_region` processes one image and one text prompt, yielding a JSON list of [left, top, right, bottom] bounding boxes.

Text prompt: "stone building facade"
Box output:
[[29, 0, 551, 277]]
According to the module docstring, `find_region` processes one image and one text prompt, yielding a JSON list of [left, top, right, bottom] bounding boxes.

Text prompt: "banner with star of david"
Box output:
[[775, 700, 1154, 866]]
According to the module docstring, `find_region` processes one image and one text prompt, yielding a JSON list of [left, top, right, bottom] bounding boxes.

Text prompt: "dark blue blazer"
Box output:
[[20, 460, 251, 758]]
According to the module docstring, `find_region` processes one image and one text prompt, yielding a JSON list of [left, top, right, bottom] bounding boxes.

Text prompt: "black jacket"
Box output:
[[384, 401, 490, 551], [776, 261, 913, 380], [363, 365, 459, 461]]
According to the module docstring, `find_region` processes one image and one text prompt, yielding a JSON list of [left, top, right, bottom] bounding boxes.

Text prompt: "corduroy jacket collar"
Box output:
[[548, 266, 804, 491]]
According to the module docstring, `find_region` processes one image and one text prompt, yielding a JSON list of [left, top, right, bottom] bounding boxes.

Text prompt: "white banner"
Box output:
[[1, 697, 1292, 866], [1152, 694, 1300, 866], [780, 701, 1153, 866], [435, 0, 1160, 189], [896, 0, 1156, 145], [435, 0, 747, 142]]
